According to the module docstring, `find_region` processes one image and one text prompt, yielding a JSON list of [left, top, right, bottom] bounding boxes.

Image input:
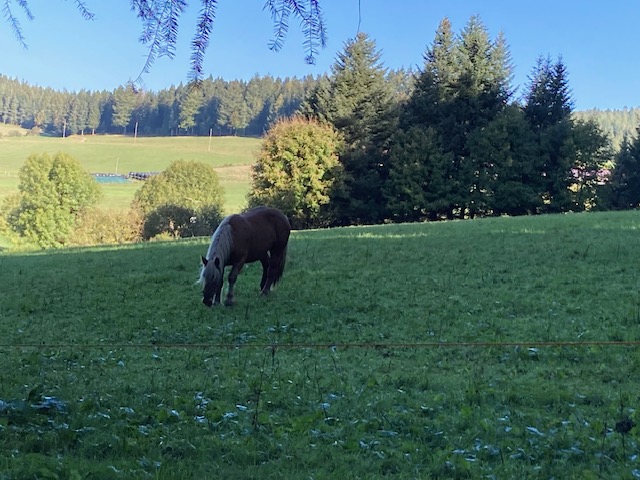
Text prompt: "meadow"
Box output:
[[0, 130, 261, 213], [1, 210, 640, 478]]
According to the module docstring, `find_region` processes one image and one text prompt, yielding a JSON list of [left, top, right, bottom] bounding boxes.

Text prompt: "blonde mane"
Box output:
[[198, 216, 233, 283]]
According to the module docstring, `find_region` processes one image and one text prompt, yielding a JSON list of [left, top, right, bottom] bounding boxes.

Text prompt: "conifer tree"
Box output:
[[387, 16, 513, 220], [302, 32, 398, 224], [523, 56, 575, 212], [607, 129, 640, 209], [178, 87, 202, 133], [112, 83, 138, 134]]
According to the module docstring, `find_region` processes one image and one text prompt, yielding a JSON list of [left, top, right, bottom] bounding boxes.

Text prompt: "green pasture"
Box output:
[[0, 134, 260, 213], [1, 211, 640, 478]]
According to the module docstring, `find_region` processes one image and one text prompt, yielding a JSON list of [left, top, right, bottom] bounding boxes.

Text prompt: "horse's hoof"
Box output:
[[224, 299, 234, 307]]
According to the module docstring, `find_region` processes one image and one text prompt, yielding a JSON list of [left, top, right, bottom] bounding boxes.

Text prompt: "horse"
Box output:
[[199, 206, 291, 307]]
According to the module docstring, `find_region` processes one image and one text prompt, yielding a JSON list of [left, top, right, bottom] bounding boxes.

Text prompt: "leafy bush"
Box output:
[[69, 208, 144, 246], [248, 116, 343, 228], [142, 204, 222, 240], [133, 160, 225, 240], [4, 152, 102, 248]]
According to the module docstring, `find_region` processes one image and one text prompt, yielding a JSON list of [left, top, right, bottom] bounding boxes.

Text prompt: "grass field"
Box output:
[[1, 211, 640, 478], [0, 133, 261, 213]]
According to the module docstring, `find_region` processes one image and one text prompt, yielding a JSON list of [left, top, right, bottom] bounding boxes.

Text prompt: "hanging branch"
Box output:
[[5, 0, 326, 84], [188, 0, 217, 86], [264, 0, 327, 65], [302, 0, 327, 64], [2, 0, 34, 48], [72, 0, 95, 20], [132, 0, 187, 87]]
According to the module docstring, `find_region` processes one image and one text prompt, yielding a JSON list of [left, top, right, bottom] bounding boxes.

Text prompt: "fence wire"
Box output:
[[0, 340, 639, 350]]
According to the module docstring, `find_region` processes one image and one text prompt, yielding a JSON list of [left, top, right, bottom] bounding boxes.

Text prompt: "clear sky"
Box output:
[[1, 1, 638, 111]]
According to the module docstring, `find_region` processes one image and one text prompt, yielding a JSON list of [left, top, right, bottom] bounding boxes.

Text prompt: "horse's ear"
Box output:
[[201, 256, 208, 266]]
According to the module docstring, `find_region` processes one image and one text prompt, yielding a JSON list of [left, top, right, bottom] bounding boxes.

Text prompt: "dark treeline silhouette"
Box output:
[[297, 22, 640, 223], [0, 74, 315, 136], [0, 71, 412, 137]]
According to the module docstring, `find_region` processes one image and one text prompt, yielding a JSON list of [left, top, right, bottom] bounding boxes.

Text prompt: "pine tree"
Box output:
[[608, 129, 640, 208], [218, 80, 251, 134], [302, 32, 398, 224], [388, 16, 513, 220], [112, 84, 138, 134], [178, 87, 202, 134], [523, 56, 575, 212]]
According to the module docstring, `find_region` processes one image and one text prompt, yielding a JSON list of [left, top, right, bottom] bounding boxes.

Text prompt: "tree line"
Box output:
[[251, 17, 640, 226], [0, 70, 413, 137], [3, 15, 640, 249], [0, 74, 311, 136]]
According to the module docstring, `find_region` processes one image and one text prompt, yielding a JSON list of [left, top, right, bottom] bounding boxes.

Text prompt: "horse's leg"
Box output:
[[259, 256, 269, 292], [225, 262, 244, 306]]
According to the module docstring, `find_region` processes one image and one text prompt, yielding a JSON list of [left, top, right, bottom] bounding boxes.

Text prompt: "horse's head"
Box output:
[[200, 255, 224, 307]]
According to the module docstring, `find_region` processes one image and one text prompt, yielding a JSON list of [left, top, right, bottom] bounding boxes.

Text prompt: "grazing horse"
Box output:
[[199, 206, 291, 307]]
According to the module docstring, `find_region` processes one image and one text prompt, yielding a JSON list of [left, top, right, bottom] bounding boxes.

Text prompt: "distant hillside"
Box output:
[[574, 107, 640, 151]]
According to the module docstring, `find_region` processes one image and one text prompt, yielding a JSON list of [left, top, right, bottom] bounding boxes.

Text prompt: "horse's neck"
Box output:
[[207, 219, 232, 263]]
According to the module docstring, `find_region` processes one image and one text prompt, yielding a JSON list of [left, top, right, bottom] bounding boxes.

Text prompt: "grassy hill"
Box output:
[[0, 134, 261, 213], [1, 211, 640, 478]]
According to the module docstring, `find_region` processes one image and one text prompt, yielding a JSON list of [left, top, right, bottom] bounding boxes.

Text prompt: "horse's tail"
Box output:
[[271, 243, 288, 286]]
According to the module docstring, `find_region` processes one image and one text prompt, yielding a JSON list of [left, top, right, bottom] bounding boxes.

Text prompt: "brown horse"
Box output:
[[199, 206, 291, 307]]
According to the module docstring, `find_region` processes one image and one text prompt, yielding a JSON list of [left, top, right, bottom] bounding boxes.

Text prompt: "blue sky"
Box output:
[[1, 1, 638, 111]]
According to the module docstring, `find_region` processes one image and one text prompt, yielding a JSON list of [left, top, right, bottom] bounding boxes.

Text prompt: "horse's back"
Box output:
[[229, 207, 290, 260]]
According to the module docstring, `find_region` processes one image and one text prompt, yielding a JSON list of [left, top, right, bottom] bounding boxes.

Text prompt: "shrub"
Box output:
[[69, 208, 143, 246], [248, 116, 343, 229], [133, 160, 225, 240], [6, 152, 102, 248], [142, 203, 222, 239]]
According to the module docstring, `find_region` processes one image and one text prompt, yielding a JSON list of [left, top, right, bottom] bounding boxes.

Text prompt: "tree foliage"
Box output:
[[112, 83, 139, 134], [301, 32, 399, 224], [248, 116, 342, 228], [2, 152, 102, 248], [133, 159, 224, 239], [606, 128, 640, 209], [5, 12, 640, 230], [387, 16, 514, 220], [0, 73, 332, 137]]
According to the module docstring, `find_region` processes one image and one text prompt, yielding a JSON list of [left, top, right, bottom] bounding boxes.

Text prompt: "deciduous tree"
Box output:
[[4, 152, 102, 247], [248, 116, 342, 228]]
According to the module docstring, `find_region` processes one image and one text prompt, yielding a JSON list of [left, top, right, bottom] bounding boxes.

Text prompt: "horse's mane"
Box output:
[[198, 216, 233, 283]]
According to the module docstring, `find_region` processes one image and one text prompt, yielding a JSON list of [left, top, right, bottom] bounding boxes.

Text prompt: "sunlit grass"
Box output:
[[1, 211, 640, 477]]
